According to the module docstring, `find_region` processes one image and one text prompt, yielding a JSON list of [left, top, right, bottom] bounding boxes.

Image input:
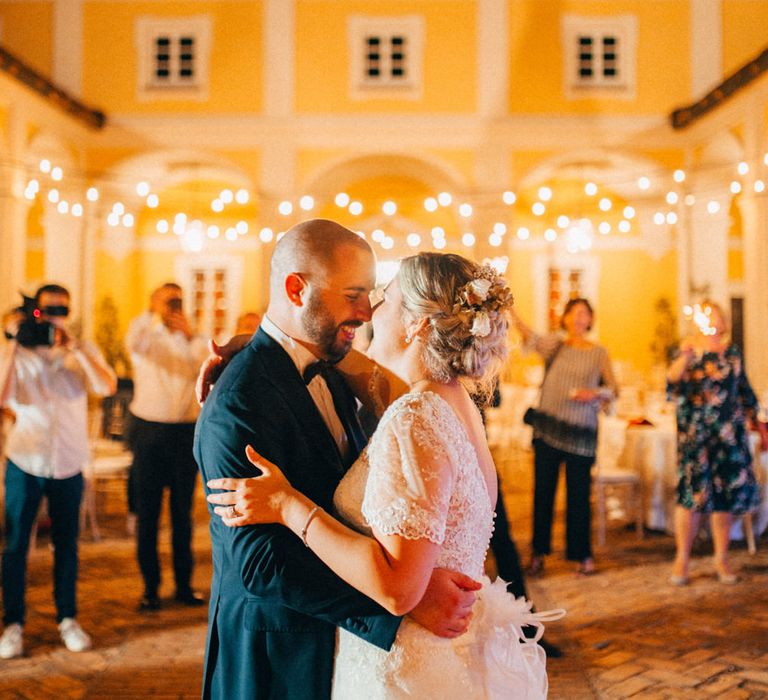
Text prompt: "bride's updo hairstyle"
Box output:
[[398, 252, 513, 396]]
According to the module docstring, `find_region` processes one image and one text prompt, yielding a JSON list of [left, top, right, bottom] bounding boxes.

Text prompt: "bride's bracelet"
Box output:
[[301, 506, 320, 547]]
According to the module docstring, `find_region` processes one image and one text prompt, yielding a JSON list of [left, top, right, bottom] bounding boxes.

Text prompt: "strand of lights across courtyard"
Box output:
[[14, 152, 768, 252]]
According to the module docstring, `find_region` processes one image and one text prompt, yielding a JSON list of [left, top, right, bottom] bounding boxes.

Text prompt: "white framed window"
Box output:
[[532, 253, 599, 334], [348, 15, 424, 100], [135, 16, 212, 101], [175, 255, 242, 341], [561, 15, 637, 99]]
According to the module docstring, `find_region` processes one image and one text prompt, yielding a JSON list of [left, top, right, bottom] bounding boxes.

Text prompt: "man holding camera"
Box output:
[[126, 283, 208, 611], [0, 284, 116, 659]]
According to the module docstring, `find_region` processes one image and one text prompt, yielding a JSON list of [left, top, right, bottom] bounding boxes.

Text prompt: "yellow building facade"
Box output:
[[1, 0, 767, 391]]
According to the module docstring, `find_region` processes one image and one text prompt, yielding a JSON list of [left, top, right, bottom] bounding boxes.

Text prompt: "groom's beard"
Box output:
[[302, 294, 361, 363]]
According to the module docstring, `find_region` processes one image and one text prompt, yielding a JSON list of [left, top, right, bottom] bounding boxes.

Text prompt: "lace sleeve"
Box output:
[[361, 394, 456, 544]]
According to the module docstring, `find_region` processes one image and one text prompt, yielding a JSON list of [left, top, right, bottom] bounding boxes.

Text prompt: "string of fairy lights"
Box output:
[[16, 151, 768, 257]]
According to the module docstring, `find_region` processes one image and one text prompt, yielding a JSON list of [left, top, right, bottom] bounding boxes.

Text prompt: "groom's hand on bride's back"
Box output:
[[408, 568, 481, 638], [196, 334, 251, 404]]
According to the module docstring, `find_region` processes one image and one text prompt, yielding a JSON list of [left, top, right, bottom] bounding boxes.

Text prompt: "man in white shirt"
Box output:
[[126, 283, 208, 611], [0, 284, 117, 659]]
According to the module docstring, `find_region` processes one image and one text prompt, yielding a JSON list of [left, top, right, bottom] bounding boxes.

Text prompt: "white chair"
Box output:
[[81, 437, 133, 541], [594, 419, 644, 547]]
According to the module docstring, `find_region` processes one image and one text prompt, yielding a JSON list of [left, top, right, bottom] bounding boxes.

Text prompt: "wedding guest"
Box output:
[[0, 284, 116, 658], [667, 300, 768, 585], [512, 298, 616, 576], [126, 283, 209, 611]]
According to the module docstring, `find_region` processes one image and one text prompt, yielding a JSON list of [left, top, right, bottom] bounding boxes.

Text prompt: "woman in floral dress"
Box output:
[[667, 301, 768, 585]]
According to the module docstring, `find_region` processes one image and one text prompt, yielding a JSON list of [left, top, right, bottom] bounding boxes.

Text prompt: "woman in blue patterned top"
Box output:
[[667, 301, 768, 585]]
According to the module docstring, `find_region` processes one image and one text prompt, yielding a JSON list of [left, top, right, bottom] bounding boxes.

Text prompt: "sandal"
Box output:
[[526, 555, 545, 577]]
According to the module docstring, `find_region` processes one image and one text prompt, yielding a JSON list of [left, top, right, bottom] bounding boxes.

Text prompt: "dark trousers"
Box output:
[[532, 439, 594, 561], [489, 475, 527, 599], [2, 460, 83, 625], [129, 416, 198, 597]]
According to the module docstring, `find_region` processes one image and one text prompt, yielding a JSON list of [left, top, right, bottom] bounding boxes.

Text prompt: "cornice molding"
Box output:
[[0, 45, 105, 129]]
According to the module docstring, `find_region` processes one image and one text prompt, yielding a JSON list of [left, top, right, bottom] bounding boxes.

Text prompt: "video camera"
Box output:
[[12, 294, 58, 348]]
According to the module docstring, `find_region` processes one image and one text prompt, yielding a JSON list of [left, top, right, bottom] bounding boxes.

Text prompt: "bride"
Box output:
[[206, 252, 561, 699]]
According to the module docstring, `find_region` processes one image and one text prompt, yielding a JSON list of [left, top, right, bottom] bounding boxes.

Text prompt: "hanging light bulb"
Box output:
[[156, 220, 169, 234], [538, 186, 552, 202], [532, 202, 545, 216], [406, 233, 421, 247], [437, 192, 452, 206], [584, 182, 598, 196], [462, 232, 476, 247], [348, 201, 363, 216], [259, 227, 274, 242], [335, 192, 350, 207], [299, 195, 314, 211], [673, 169, 686, 183], [39, 159, 52, 173], [638, 176, 651, 190], [86, 187, 99, 202], [51, 166, 63, 181], [382, 200, 397, 216], [502, 191, 516, 205], [136, 181, 151, 197], [459, 203, 473, 218], [146, 194, 159, 208], [737, 161, 749, 176], [598, 197, 612, 212], [666, 191, 679, 205], [220, 189, 234, 204], [516, 227, 530, 240], [278, 200, 293, 215], [493, 222, 507, 235], [424, 197, 438, 212], [235, 189, 250, 204]]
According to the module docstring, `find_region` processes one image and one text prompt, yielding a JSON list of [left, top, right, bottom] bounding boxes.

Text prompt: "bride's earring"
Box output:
[[404, 333, 412, 344]]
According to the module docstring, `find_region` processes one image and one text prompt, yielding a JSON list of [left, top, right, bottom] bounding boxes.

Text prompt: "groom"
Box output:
[[194, 219, 479, 699]]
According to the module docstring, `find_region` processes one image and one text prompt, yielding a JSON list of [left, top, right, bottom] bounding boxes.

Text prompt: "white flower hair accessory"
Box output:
[[453, 266, 514, 338]]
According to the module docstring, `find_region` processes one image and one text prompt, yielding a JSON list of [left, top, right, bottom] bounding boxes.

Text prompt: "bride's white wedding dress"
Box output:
[[332, 391, 557, 699]]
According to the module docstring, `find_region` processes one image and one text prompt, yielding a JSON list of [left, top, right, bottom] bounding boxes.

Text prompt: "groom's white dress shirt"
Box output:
[[261, 315, 350, 459]]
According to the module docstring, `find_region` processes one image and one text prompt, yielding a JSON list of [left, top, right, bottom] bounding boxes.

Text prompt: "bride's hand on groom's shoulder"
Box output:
[[206, 446, 293, 526], [408, 568, 482, 639], [196, 334, 251, 404]]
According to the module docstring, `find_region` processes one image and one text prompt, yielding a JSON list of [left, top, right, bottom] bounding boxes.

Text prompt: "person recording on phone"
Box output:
[[126, 283, 209, 611], [0, 284, 116, 659]]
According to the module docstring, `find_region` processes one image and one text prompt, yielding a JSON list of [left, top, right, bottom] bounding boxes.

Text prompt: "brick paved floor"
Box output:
[[1, 445, 766, 699]]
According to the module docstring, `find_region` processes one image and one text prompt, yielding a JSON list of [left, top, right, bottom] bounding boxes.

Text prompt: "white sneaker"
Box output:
[[58, 618, 92, 652], [0, 623, 24, 659]]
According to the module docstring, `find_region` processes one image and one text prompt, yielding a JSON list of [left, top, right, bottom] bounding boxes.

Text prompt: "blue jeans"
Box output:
[[2, 460, 83, 625]]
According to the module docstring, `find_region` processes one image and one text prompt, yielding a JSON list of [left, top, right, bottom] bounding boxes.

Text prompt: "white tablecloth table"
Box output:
[[599, 415, 768, 540]]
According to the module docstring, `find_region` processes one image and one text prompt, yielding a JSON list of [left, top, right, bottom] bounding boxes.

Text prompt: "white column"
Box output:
[[263, 0, 295, 117], [688, 192, 730, 306], [53, 0, 84, 97], [477, 0, 509, 117], [690, 0, 722, 97], [739, 109, 768, 392], [0, 107, 29, 312], [42, 201, 85, 313]]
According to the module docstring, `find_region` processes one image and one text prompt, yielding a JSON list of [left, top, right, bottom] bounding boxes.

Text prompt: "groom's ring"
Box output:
[[227, 505, 239, 518]]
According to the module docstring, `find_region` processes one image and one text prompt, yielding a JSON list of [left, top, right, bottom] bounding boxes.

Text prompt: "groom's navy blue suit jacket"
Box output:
[[194, 329, 400, 699]]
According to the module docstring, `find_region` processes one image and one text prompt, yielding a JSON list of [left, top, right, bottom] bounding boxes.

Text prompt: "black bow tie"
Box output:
[[303, 360, 335, 385]]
